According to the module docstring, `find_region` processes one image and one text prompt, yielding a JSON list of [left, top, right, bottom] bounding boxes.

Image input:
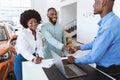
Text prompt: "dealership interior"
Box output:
[[0, 0, 120, 80]]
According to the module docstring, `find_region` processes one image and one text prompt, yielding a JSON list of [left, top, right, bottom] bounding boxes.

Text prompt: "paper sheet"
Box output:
[[23, 59, 54, 68], [39, 59, 54, 68]]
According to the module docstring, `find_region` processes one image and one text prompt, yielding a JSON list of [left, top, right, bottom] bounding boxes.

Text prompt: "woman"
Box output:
[[14, 9, 44, 80]]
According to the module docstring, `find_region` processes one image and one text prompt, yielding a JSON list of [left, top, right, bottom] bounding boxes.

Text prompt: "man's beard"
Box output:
[[49, 18, 57, 25]]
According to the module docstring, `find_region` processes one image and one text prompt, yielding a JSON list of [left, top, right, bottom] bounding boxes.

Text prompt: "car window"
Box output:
[[0, 27, 8, 41]]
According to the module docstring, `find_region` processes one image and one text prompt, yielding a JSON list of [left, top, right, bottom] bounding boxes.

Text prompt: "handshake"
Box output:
[[63, 45, 80, 54], [63, 45, 80, 63]]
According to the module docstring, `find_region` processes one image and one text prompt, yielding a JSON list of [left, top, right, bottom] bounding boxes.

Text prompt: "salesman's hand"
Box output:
[[32, 57, 43, 64], [68, 46, 80, 54], [67, 56, 75, 64]]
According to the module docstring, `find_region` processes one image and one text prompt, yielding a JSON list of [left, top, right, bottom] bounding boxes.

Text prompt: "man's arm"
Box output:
[[74, 30, 114, 64], [41, 26, 64, 50]]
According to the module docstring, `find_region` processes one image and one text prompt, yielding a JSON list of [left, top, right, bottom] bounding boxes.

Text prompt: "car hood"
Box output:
[[0, 41, 9, 55]]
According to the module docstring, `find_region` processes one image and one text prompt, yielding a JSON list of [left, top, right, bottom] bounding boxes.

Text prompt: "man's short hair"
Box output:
[[47, 7, 56, 13]]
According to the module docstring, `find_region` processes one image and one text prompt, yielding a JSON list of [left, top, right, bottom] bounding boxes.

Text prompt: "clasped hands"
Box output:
[[63, 45, 80, 63], [63, 45, 80, 54]]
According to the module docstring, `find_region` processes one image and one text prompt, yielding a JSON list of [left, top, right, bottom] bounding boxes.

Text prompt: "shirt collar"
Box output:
[[26, 28, 37, 33], [98, 11, 114, 27], [26, 28, 31, 32], [48, 21, 58, 26]]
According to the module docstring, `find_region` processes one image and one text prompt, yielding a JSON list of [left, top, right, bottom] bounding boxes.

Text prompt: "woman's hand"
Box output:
[[32, 57, 43, 64]]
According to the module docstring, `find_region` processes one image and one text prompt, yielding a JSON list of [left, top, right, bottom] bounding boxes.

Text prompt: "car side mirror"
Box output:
[[10, 34, 18, 46]]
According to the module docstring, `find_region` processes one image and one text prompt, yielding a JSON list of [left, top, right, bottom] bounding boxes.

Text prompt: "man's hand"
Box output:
[[63, 45, 71, 52], [67, 56, 75, 64], [67, 46, 80, 54], [63, 45, 80, 54]]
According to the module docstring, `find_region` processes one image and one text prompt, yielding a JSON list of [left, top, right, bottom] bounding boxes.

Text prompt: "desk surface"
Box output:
[[43, 60, 114, 80]]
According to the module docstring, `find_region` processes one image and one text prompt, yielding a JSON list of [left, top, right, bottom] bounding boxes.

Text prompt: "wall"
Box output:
[[31, 0, 47, 22], [59, 0, 77, 7], [60, 2, 77, 26], [77, 0, 120, 43], [77, 0, 100, 43], [46, 0, 60, 10], [113, 0, 120, 18]]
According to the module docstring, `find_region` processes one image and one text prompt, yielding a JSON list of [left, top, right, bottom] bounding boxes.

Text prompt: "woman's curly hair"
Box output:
[[20, 9, 41, 28]]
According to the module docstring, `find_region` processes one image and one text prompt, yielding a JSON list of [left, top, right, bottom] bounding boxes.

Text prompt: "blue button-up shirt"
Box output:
[[75, 12, 120, 67]]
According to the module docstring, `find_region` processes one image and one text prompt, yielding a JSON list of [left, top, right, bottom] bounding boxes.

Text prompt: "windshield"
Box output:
[[0, 26, 8, 41]]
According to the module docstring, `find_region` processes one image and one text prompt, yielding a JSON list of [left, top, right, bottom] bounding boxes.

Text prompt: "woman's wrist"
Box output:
[[32, 57, 43, 63], [32, 58, 36, 63]]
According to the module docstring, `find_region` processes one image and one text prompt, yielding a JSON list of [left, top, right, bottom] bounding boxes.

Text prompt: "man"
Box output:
[[41, 7, 68, 59], [68, 0, 120, 79]]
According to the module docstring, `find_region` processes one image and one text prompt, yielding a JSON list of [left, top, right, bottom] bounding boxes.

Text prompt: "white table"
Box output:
[[22, 59, 54, 80]]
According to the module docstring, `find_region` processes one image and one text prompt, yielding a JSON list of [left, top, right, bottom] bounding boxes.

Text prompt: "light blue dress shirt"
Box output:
[[41, 22, 66, 59], [75, 12, 120, 67]]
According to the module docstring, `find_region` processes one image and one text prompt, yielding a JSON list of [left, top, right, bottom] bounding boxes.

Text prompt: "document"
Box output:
[[23, 59, 54, 68], [39, 59, 54, 68]]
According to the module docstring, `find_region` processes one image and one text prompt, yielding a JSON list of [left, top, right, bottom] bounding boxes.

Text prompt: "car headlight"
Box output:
[[0, 51, 11, 63]]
